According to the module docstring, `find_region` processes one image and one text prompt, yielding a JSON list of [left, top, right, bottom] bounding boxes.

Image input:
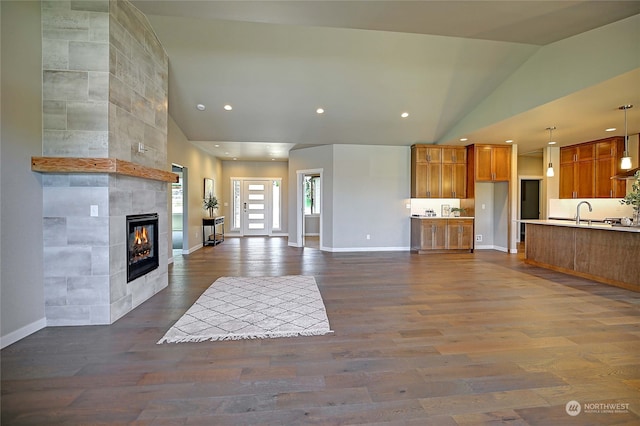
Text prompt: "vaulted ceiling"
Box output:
[[132, 1, 640, 161]]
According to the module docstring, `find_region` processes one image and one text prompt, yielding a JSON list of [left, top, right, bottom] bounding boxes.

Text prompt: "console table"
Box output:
[[202, 216, 224, 246]]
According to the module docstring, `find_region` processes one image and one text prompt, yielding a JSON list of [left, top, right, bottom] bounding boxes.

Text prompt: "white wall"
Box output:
[[167, 116, 222, 253], [1, 1, 47, 347], [331, 145, 411, 250]]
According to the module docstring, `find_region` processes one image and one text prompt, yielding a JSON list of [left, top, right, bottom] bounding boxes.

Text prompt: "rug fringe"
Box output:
[[157, 329, 333, 344]]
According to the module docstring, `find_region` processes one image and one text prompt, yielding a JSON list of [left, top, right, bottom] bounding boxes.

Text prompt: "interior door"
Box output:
[[242, 180, 269, 236], [520, 179, 540, 241]]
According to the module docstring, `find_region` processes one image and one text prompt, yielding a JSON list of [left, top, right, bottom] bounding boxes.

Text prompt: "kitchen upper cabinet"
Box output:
[[474, 145, 511, 182], [441, 147, 466, 164], [595, 137, 626, 198], [560, 137, 625, 199], [560, 149, 594, 199], [414, 145, 442, 163], [412, 162, 442, 198], [442, 163, 467, 198], [411, 145, 466, 198]]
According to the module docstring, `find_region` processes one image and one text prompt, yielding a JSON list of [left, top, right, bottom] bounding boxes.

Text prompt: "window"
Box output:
[[304, 175, 320, 215], [232, 179, 241, 230], [272, 179, 281, 230]]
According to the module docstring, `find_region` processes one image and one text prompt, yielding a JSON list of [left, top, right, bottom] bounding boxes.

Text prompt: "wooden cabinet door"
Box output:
[[475, 145, 510, 181], [475, 146, 494, 181], [560, 163, 576, 198], [447, 219, 473, 249], [560, 146, 577, 164], [442, 147, 466, 164], [412, 163, 428, 198], [594, 137, 626, 198], [492, 146, 511, 181], [442, 163, 467, 198], [414, 146, 441, 163], [421, 220, 446, 250], [577, 143, 595, 162], [595, 158, 615, 198], [426, 163, 442, 198], [576, 160, 594, 198], [559, 143, 596, 199], [414, 146, 427, 163]]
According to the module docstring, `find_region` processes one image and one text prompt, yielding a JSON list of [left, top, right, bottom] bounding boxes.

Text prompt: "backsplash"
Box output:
[[549, 198, 635, 221], [410, 198, 461, 217]]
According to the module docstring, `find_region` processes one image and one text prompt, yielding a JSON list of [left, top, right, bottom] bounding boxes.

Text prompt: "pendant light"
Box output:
[[546, 126, 556, 177], [619, 105, 633, 170]]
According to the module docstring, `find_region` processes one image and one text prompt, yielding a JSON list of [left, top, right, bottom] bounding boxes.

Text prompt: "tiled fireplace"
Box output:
[[40, 0, 171, 326], [127, 213, 159, 282]]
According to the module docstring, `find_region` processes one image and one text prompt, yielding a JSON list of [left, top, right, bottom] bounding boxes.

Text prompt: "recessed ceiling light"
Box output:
[[214, 144, 220, 148], [548, 141, 557, 145], [401, 112, 409, 118], [233, 157, 237, 160], [316, 108, 325, 114], [460, 138, 468, 142], [505, 139, 513, 143], [223, 104, 233, 111], [196, 104, 206, 111], [605, 127, 616, 132]]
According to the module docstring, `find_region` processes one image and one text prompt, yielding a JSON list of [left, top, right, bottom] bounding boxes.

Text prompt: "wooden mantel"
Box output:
[[31, 157, 179, 183]]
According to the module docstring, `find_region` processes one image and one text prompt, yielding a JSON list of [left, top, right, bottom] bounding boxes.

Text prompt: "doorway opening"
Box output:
[[296, 169, 323, 249], [230, 178, 282, 236], [520, 179, 541, 242], [171, 164, 188, 255]]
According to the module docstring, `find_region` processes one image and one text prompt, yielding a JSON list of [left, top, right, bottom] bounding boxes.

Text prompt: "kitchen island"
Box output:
[[521, 219, 640, 292]]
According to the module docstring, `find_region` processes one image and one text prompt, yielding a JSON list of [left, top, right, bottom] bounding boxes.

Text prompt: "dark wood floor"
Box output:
[[2, 237, 640, 425]]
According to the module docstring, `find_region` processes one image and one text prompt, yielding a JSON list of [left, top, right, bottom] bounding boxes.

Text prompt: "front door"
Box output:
[[242, 180, 269, 236]]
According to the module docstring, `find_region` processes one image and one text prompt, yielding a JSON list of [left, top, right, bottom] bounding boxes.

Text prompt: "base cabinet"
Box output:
[[447, 219, 474, 250], [411, 218, 474, 253]]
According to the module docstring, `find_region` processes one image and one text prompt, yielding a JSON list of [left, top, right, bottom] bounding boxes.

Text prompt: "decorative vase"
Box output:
[[633, 209, 640, 227], [208, 207, 214, 217]]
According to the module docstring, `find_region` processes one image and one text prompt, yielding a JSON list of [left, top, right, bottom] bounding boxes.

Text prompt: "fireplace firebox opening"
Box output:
[[127, 213, 159, 282]]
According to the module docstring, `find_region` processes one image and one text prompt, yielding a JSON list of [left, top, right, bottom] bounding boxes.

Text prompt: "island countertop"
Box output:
[[519, 219, 640, 233]]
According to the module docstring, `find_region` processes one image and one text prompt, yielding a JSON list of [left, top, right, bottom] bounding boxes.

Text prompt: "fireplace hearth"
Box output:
[[127, 213, 159, 282]]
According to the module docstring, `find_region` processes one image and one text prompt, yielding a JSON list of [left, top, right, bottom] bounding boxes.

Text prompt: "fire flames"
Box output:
[[131, 225, 152, 263], [134, 227, 148, 245]]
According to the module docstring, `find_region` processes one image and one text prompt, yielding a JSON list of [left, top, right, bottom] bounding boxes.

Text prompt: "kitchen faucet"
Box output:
[[575, 201, 592, 224]]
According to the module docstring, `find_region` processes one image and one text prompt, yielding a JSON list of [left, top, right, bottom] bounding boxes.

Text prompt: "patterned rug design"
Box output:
[[158, 275, 332, 343]]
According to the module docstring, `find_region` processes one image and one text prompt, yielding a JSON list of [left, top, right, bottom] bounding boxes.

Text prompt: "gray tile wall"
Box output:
[[41, 0, 169, 326]]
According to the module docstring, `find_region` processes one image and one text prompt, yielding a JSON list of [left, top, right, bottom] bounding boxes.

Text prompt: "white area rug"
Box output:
[[158, 275, 332, 343]]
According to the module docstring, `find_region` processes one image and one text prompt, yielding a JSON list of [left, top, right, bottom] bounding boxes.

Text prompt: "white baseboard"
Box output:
[[475, 244, 509, 253], [1, 317, 47, 349], [183, 244, 202, 255], [325, 246, 410, 253]]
